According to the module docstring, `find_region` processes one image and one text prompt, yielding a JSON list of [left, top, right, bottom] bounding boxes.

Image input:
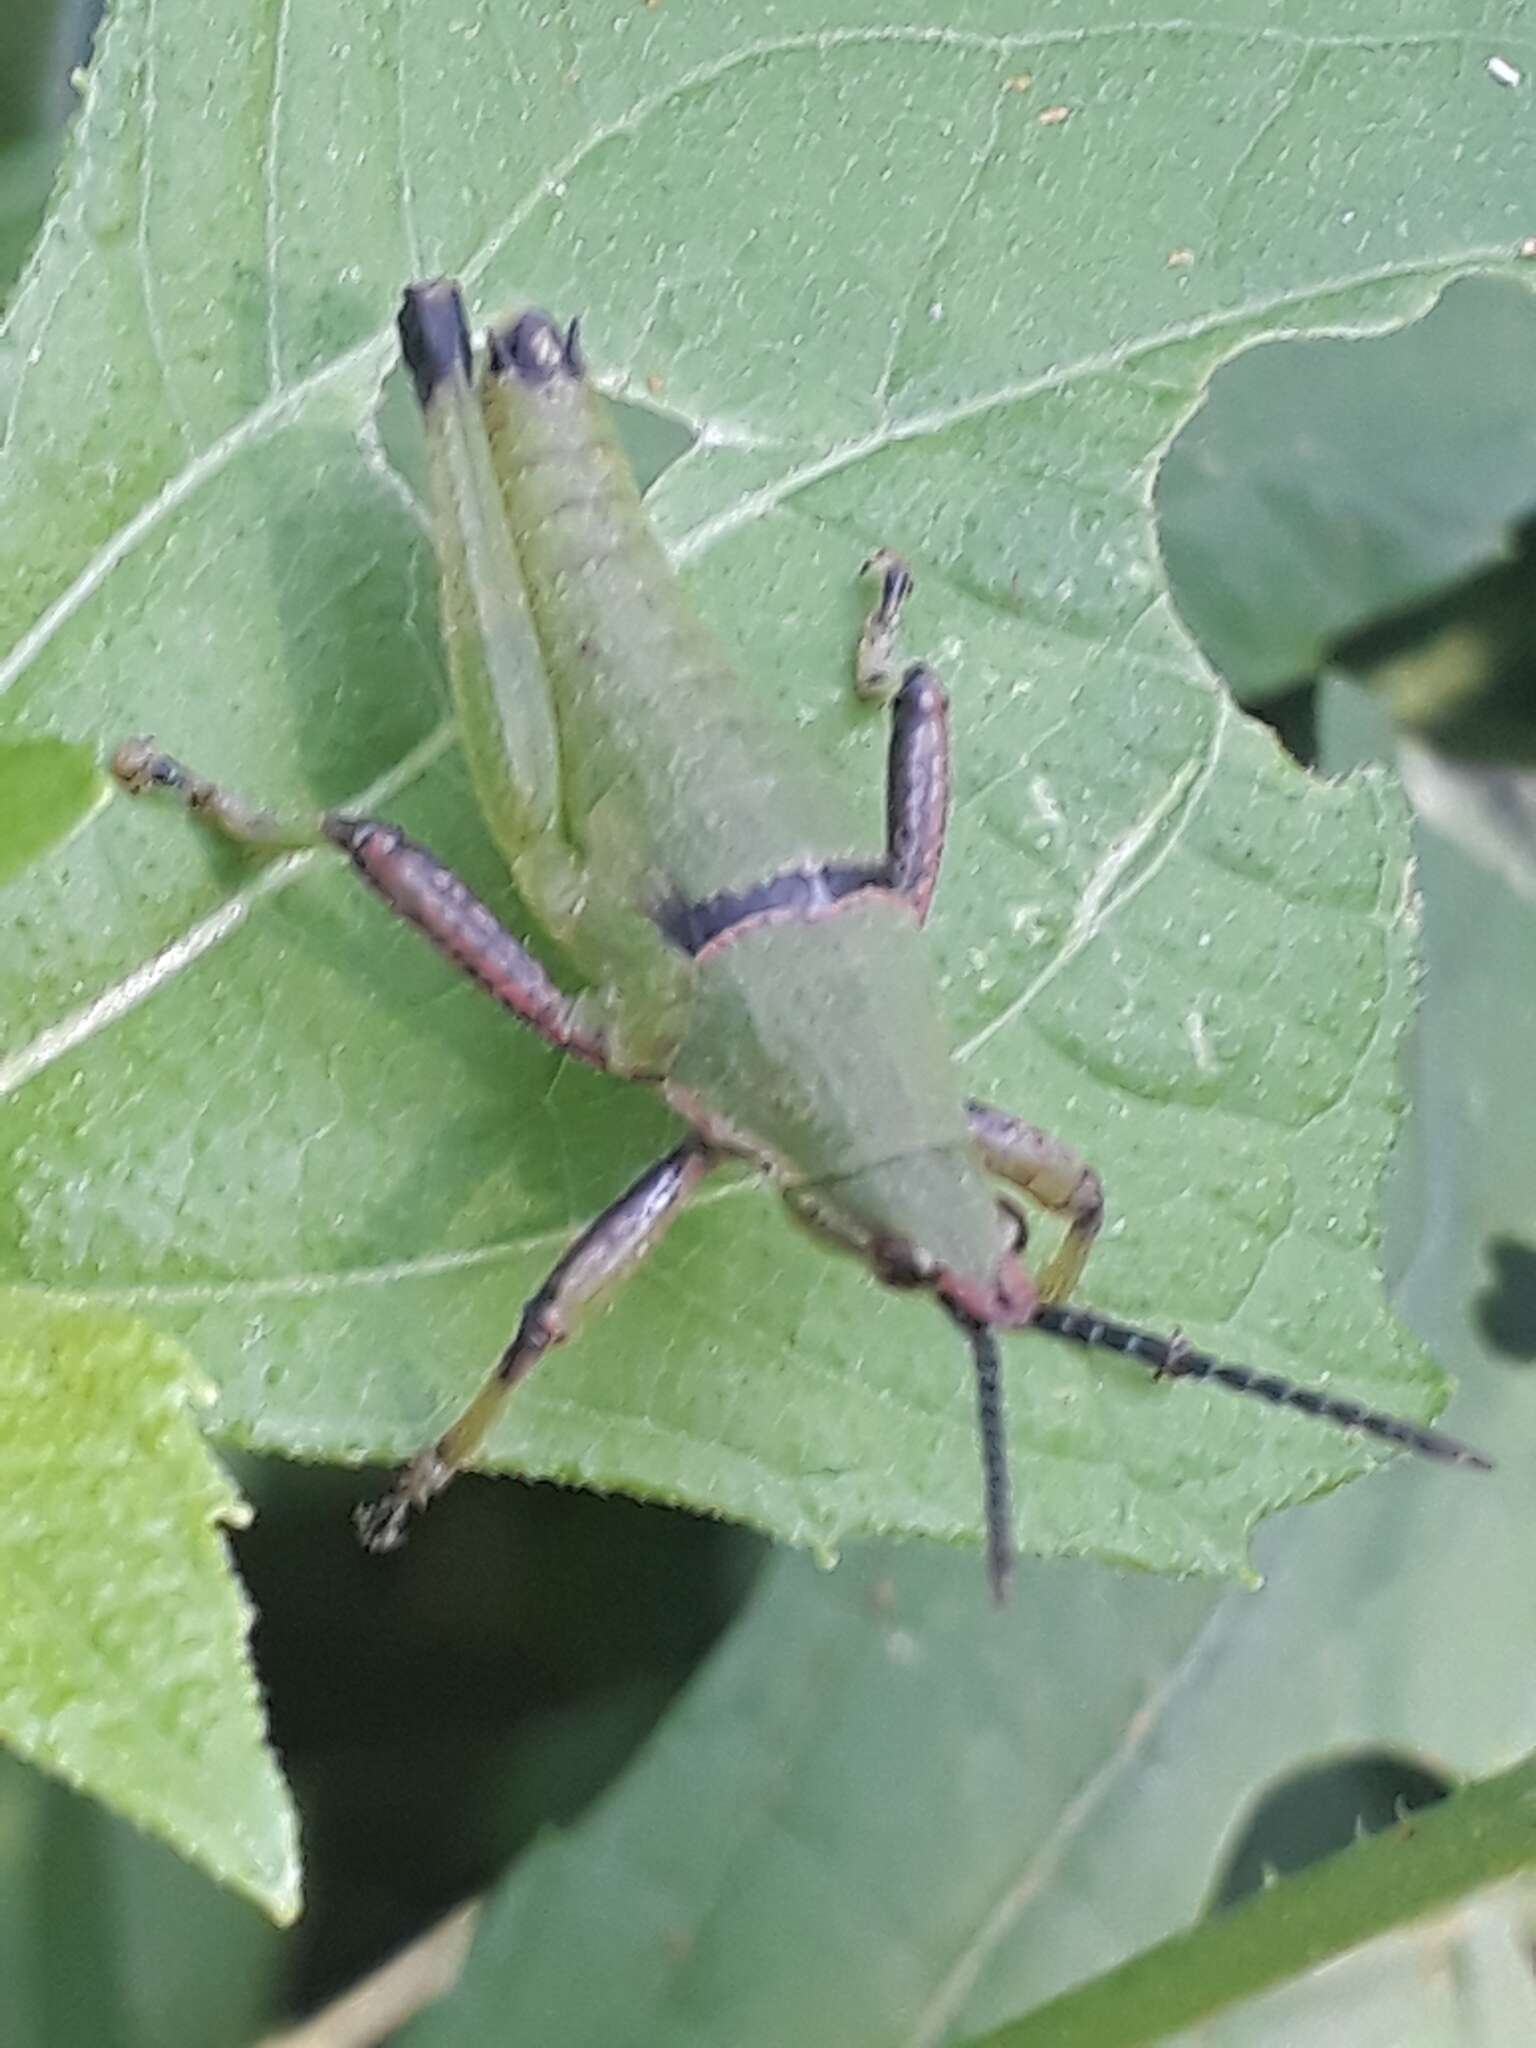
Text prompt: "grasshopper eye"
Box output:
[[870, 1237, 937, 1289], [486, 309, 578, 386]]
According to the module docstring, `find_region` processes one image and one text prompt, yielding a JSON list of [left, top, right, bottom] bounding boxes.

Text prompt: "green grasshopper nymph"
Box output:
[[111, 281, 1491, 1602]]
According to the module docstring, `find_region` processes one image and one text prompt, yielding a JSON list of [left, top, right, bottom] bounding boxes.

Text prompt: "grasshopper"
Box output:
[[112, 280, 1490, 1601]]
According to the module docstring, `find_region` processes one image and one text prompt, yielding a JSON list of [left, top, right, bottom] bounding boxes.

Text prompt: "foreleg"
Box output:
[[357, 1137, 720, 1550], [967, 1100, 1105, 1303]]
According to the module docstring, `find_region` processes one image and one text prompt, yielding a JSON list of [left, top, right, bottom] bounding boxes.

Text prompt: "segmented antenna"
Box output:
[[1032, 1303, 1493, 1470], [954, 1316, 1015, 1604]]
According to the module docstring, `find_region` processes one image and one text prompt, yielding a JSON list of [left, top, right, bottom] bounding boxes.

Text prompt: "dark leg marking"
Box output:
[[967, 1101, 1104, 1303], [856, 551, 950, 920], [486, 308, 581, 386], [650, 552, 951, 954], [653, 862, 881, 957], [357, 1138, 720, 1552], [1032, 1304, 1494, 1470], [885, 663, 949, 923]]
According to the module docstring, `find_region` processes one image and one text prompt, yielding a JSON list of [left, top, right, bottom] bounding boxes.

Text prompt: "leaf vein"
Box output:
[[0, 716, 455, 1103], [672, 253, 1514, 565], [262, 0, 292, 394], [955, 696, 1229, 1062], [134, 0, 193, 453], [906, 1615, 1224, 2046]]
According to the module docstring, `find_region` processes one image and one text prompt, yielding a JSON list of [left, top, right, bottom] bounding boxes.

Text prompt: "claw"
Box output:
[[354, 1448, 454, 1554]]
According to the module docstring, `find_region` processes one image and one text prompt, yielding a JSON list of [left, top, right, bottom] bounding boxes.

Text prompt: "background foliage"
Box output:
[[2, 1, 1534, 2042]]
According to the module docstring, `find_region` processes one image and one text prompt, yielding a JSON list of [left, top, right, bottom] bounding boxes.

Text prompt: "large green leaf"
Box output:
[[398, 1334, 1536, 2048], [398, 803, 1536, 2044], [3, 0, 1525, 1602], [0, 1294, 297, 1920], [398, 55, 1536, 2031]]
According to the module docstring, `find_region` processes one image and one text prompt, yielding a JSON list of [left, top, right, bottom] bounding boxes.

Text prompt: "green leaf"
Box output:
[[3, 0, 1528, 1599], [398, 1362, 1536, 2048], [397, 1544, 1214, 2048], [1169, 1887, 1536, 2048], [0, 1748, 285, 2048], [396, 734, 1536, 2041], [0, 1, 82, 144], [0, 1292, 298, 1921], [1157, 275, 1536, 703], [962, 1756, 1536, 2048], [0, 735, 107, 884]]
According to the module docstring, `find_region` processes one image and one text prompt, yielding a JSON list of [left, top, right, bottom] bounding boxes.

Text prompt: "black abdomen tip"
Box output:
[[486, 309, 584, 386], [398, 280, 473, 405]]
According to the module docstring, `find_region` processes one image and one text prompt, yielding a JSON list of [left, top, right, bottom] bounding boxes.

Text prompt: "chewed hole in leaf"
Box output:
[[1212, 1750, 1451, 1910], [1155, 275, 1536, 714]]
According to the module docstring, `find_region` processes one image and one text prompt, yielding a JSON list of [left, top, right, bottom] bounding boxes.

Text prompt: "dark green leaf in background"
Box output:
[[1157, 277, 1536, 706], [0, 135, 64, 304], [0, 1747, 284, 2048]]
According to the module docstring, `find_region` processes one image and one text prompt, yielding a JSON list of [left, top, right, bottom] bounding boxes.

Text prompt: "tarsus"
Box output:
[[1033, 1303, 1493, 1471]]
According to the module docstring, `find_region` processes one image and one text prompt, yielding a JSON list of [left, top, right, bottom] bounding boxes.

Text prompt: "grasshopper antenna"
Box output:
[[1031, 1303, 1494, 1471], [947, 1311, 1015, 1604]]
